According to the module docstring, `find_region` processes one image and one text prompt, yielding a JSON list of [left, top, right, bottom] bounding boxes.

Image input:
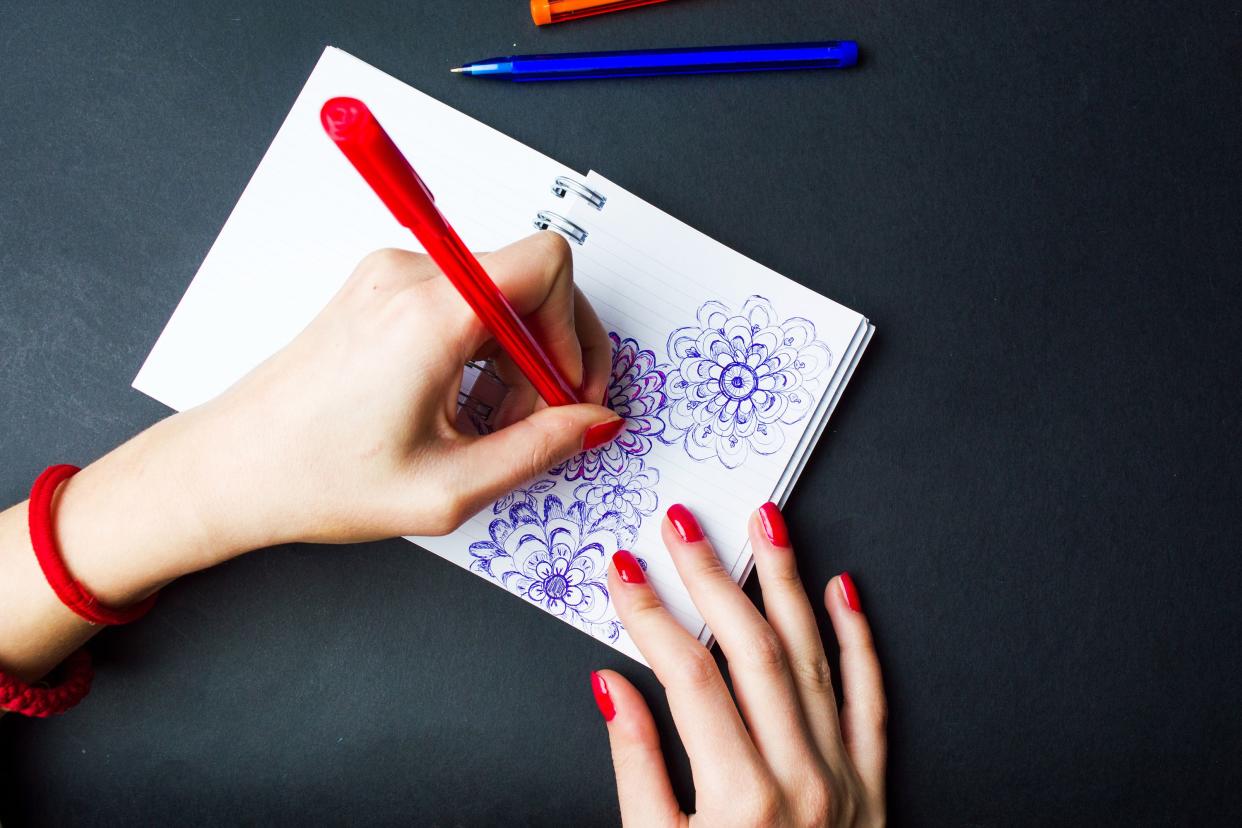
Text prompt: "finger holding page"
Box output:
[[659, 506, 822, 786], [607, 551, 772, 802]]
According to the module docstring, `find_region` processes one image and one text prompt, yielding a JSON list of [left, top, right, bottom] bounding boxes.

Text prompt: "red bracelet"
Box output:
[[0, 649, 94, 718], [28, 464, 158, 626]]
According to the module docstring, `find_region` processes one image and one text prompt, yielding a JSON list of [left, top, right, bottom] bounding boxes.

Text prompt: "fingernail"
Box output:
[[838, 572, 862, 612], [583, 417, 624, 451], [757, 502, 790, 547], [666, 503, 704, 543], [612, 550, 646, 584], [590, 671, 616, 722]]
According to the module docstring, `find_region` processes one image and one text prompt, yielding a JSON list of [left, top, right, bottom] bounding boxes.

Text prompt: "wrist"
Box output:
[[55, 406, 273, 606]]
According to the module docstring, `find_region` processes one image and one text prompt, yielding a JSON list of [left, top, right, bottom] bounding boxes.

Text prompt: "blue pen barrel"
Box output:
[[462, 41, 859, 81]]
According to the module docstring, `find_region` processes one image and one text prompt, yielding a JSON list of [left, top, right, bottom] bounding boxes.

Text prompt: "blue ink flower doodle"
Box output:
[[552, 333, 669, 481], [573, 457, 660, 542], [664, 296, 833, 468], [469, 495, 623, 642], [491, 479, 556, 516]]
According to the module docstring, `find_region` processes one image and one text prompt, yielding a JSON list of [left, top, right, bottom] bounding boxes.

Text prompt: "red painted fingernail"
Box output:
[[582, 417, 624, 451], [839, 572, 862, 612], [758, 502, 790, 547], [590, 671, 616, 722], [666, 503, 704, 543], [612, 550, 646, 584]]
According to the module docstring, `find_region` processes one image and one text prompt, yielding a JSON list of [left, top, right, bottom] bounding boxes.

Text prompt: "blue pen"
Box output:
[[450, 41, 859, 82]]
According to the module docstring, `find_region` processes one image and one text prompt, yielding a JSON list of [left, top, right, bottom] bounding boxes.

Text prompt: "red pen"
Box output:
[[320, 96, 580, 407]]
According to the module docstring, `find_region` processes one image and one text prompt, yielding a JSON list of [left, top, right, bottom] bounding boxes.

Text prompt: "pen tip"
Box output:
[[450, 67, 466, 74]]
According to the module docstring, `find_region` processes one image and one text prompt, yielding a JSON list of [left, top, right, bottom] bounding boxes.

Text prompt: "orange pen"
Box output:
[[531, 0, 671, 26]]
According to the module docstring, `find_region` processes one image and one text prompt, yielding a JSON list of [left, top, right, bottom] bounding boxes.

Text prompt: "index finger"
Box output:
[[608, 551, 772, 800]]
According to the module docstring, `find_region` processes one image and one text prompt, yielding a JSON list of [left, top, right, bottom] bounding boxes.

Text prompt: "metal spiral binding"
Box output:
[[533, 211, 588, 245], [552, 176, 607, 210]]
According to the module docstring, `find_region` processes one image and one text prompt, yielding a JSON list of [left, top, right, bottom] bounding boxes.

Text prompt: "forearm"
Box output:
[[0, 407, 262, 682]]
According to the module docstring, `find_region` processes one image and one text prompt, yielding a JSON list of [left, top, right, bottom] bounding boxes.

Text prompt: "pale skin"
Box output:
[[0, 231, 886, 825]]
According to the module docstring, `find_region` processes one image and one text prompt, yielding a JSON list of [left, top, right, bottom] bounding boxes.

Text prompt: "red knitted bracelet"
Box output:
[[0, 649, 94, 718], [28, 464, 158, 626]]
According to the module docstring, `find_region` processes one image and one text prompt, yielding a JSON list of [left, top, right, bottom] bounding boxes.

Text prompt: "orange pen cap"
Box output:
[[531, 0, 672, 26]]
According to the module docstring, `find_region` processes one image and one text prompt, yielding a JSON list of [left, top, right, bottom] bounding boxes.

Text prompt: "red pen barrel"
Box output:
[[320, 97, 580, 407], [320, 97, 439, 227]]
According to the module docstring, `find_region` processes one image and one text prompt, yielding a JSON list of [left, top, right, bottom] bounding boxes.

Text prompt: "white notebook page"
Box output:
[[134, 47, 576, 410]]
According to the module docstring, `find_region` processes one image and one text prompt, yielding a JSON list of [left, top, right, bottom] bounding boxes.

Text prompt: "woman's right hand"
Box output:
[[1, 231, 620, 681], [593, 502, 887, 827], [188, 230, 618, 553]]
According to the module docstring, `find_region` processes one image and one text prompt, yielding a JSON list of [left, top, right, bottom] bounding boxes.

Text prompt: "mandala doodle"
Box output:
[[469, 495, 623, 642], [470, 296, 828, 638], [664, 296, 832, 468], [552, 333, 668, 481], [573, 458, 659, 543]]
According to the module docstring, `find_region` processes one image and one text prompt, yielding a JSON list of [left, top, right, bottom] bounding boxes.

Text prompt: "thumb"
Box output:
[[590, 670, 684, 828], [454, 404, 623, 505]]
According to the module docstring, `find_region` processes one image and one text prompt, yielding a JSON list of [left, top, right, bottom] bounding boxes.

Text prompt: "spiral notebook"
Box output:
[[134, 47, 873, 664]]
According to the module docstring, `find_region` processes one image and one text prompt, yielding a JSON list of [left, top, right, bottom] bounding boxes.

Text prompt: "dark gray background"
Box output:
[[2, 1, 1240, 825]]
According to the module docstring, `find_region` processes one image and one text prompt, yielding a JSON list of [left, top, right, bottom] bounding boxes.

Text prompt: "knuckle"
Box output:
[[534, 228, 572, 264], [610, 740, 660, 779], [740, 786, 785, 827], [770, 558, 805, 590], [624, 594, 664, 627], [419, 488, 468, 535], [609, 743, 643, 775], [798, 778, 834, 827], [690, 551, 729, 580], [681, 553, 735, 595], [830, 787, 860, 827], [418, 513, 457, 537], [671, 644, 720, 692], [357, 247, 408, 275], [792, 653, 835, 694], [736, 628, 788, 674], [521, 422, 562, 475], [354, 248, 432, 293], [609, 709, 650, 744]]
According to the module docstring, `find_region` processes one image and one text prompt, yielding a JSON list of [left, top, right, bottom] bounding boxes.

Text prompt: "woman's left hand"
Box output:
[[592, 503, 887, 827]]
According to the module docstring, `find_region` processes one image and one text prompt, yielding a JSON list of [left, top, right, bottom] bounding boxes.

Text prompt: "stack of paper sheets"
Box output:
[[134, 48, 872, 663]]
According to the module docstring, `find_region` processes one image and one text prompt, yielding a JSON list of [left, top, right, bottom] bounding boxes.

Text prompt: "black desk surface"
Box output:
[[2, 1, 1240, 825]]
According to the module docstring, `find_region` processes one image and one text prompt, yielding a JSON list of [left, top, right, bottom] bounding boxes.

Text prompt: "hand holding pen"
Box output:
[[322, 97, 584, 407]]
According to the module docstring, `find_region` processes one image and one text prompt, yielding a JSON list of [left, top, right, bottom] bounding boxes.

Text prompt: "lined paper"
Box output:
[[561, 173, 870, 644]]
